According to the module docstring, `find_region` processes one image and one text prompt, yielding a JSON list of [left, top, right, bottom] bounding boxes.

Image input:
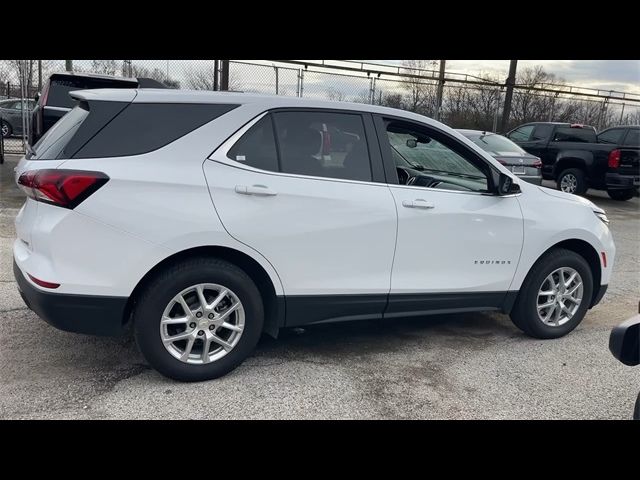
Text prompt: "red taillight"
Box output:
[[608, 149, 621, 169], [27, 274, 60, 289], [18, 169, 109, 209], [533, 159, 542, 168]]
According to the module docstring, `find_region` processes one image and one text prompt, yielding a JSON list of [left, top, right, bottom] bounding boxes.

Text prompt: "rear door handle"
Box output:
[[235, 185, 278, 196], [402, 199, 435, 209]]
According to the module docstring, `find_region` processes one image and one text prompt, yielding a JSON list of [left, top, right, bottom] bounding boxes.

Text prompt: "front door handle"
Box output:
[[235, 185, 278, 196], [402, 199, 435, 209]]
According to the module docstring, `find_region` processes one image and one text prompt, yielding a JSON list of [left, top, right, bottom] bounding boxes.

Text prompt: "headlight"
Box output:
[[594, 210, 610, 226]]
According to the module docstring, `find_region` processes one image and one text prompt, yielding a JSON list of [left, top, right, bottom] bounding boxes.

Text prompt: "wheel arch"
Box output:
[[554, 151, 591, 178], [123, 245, 284, 338], [533, 239, 602, 307]]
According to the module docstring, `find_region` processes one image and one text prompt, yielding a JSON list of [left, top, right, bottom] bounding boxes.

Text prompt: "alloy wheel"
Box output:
[[537, 267, 583, 326]]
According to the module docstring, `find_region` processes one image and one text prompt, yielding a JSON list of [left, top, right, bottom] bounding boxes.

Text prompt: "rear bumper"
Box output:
[[605, 172, 639, 191], [14, 259, 129, 336]]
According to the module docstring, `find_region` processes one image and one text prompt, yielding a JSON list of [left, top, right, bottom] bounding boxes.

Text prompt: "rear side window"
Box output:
[[598, 128, 624, 144], [227, 115, 279, 171], [74, 103, 239, 158], [31, 103, 90, 160], [47, 76, 137, 108], [273, 111, 372, 181], [623, 129, 639, 146], [531, 124, 552, 141], [553, 127, 597, 143]]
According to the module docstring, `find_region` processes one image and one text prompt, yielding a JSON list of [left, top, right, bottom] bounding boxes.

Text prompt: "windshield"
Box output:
[[466, 133, 527, 156]]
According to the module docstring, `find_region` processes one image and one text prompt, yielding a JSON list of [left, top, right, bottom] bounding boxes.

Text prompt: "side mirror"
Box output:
[[406, 139, 417, 148], [498, 173, 521, 195], [609, 315, 640, 366]]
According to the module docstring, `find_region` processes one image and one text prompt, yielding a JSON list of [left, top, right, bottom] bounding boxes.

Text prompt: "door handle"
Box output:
[[235, 185, 278, 196], [402, 199, 435, 209]]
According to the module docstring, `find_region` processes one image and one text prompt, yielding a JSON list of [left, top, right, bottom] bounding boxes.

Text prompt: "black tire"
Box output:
[[607, 189, 635, 201], [133, 257, 264, 382], [1, 121, 11, 138], [510, 248, 593, 339], [557, 168, 588, 195], [634, 392, 640, 421]]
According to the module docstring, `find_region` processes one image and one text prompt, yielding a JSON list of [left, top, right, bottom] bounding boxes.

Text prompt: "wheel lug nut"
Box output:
[[196, 312, 202, 318], [189, 322, 196, 328], [208, 313, 214, 319], [198, 330, 204, 336], [209, 325, 215, 331]]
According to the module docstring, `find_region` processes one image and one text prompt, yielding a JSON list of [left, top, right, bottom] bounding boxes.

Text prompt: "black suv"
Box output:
[[29, 72, 166, 145]]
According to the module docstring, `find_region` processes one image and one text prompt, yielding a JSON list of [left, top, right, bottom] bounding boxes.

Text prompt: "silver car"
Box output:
[[0, 99, 36, 138], [458, 129, 543, 185]]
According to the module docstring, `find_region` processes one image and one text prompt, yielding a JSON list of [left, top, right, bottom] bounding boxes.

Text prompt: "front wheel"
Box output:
[[133, 257, 264, 381], [607, 189, 635, 201], [557, 168, 588, 195], [510, 248, 593, 339]]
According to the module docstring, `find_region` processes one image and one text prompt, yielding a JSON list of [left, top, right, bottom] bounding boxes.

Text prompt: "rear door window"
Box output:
[[623, 129, 639, 146], [552, 127, 597, 142], [31, 103, 90, 160]]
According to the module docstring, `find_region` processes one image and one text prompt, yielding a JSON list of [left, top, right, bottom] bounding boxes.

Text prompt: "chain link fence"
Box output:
[[2, 59, 639, 159]]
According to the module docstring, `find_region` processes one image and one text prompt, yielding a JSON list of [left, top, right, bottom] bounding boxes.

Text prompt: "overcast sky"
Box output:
[[375, 60, 640, 94]]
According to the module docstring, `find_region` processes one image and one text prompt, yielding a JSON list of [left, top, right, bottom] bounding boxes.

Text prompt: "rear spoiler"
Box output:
[[69, 89, 138, 103]]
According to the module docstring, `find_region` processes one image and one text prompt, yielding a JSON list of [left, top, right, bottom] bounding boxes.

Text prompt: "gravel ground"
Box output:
[[0, 154, 638, 419]]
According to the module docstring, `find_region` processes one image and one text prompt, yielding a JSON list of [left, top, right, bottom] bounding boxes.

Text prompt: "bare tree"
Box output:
[[184, 63, 241, 91], [326, 87, 346, 102], [400, 60, 438, 115], [91, 60, 118, 76]]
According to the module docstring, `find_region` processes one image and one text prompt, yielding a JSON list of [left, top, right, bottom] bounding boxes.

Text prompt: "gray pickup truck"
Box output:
[[506, 122, 639, 201]]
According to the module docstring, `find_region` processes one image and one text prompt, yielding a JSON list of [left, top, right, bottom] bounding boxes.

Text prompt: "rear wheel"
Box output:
[[1, 121, 11, 138], [511, 248, 593, 339], [133, 257, 264, 381], [607, 189, 635, 201], [557, 168, 587, 195]]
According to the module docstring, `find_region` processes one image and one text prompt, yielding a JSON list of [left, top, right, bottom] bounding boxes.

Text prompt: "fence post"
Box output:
[[493, 88, 502, 133], [274, 66, 279, 95], [299, 69, 304, 98], [368, 76, 375, 104], [0, 113, 4, 164], [435, 60, 446, 121], [619, 103, 626, 123], [500, 60, 518, 133]]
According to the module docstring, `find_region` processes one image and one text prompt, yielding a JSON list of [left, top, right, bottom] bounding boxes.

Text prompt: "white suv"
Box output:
[[13, 89, 615, 381]]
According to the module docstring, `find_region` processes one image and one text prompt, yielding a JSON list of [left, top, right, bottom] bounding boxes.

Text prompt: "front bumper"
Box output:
[[605, 172, 639, 191], [14, 259, 129, 336]]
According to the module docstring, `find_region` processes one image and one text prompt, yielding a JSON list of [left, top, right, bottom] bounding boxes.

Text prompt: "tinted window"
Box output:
[[74, 103, 238, 158], [466, 133, 527, 155], [272, 111, 371, 181], [387, 122, 489, 193], [531, 124, 552, 141], [227, 115, 278, 172], [31, 103, 90, 160], [508, 125, 534, 142], [623, 129, 639, 146], [597, 128, 624, 144], [48, 76, 137, 108], [553, 127, 597, 143]]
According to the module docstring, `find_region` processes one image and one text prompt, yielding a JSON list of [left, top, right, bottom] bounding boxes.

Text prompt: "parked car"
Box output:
[[506, 122, 639, 200], [14, 90, 615, 381], [609, 302, 640, 420], [29, 72, 167, 145], [0, 98, 36, 138], [457, 129, 542, 185]]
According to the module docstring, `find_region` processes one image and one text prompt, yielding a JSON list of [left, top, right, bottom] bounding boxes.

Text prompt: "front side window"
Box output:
[[508, 125, 534, 142], [386, 121, 490, 193]]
